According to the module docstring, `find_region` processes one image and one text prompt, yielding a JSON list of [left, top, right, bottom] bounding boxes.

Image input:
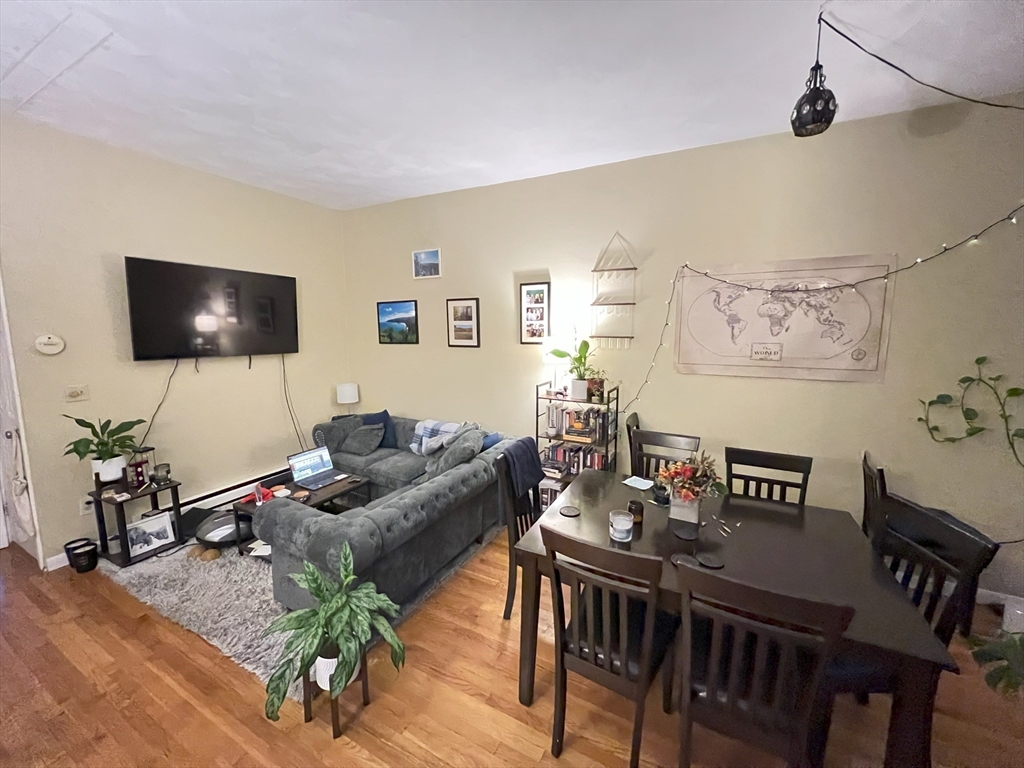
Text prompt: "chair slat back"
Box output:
[[875, 494, 996, 647], [630, 428, 700, 480], [495, 453, 541, 545], [676, 564, 854, 759], [861, 451, 888, 540], [725, 447, 812, 505], [541, 526, 663, 690]]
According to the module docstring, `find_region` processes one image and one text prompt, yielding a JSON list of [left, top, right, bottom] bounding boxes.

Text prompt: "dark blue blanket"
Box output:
[[503, 437, 545, 498]]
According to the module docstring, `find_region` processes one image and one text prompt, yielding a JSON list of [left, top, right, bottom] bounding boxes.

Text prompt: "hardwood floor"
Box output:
[[1, 539, 1021, 767]]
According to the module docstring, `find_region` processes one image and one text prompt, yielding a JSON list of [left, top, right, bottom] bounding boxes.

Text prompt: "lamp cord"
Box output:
[[819, 13, 1023, 111]]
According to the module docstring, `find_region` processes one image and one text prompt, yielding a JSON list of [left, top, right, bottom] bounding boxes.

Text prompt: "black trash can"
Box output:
[[64, 538, 99, 573]]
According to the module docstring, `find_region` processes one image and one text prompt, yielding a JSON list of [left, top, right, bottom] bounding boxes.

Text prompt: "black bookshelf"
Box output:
[[534, 381, 619, 509]]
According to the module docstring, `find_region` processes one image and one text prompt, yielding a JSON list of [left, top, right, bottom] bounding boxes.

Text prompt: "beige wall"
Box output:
[[0, 116, 350, 562], [341, 102, 1024, 595]]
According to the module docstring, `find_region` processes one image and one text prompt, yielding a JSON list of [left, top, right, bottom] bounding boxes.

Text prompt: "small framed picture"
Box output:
[[520, 282, 550, 344], [412, 248, 441, 279], [377, 300, 419, 344], [446, 298, 480, 348], [126, 511, 174, 558]]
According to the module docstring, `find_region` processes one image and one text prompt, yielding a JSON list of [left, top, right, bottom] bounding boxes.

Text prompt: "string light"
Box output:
[[619, 205, 1021, 413]]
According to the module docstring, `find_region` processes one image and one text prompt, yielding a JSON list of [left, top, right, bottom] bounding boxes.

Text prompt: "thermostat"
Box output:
[[34, 335, 65, 355]]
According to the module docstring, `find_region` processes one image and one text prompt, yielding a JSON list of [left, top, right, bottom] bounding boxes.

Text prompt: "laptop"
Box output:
[[287, 446, 347, 491]]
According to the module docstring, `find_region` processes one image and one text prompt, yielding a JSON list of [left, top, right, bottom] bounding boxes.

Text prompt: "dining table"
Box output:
[[514, 470, 957, 768]]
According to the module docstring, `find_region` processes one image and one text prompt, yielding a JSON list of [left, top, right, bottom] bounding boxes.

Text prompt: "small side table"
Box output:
[[301, 652, 371, 738], [88, 471, 183, 567]]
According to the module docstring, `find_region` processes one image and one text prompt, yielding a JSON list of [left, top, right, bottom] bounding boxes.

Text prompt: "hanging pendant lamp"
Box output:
[[792, 15, 837, 136]]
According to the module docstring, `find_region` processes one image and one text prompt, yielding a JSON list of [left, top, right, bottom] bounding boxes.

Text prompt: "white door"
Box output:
[[0, 270, 41, 564]]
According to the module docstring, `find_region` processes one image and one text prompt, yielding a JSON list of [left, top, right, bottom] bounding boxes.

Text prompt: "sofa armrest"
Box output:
[[253, 497, 382, 577], [311, 416, 362, 455]]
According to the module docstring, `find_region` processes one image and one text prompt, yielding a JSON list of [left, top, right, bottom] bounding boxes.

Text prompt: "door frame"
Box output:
[[0, 268, 44, 568]]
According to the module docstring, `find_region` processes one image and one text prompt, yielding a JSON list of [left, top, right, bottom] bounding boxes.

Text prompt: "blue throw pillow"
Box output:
[[362, 409, 397, 449], [482, 432, 501, 450]]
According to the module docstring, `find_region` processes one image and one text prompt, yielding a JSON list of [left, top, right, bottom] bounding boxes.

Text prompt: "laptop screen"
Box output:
[[288, 446, 333, 481]]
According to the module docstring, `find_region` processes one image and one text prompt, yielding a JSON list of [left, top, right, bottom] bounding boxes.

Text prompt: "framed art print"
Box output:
[[520, 282, 549, 344], [412, 248, 441, 279], [446, 297, 480, 348], [126, 511, 174, 558], [377, 300, 419, 344]]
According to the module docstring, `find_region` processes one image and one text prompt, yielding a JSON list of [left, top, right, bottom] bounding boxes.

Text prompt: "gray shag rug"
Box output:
[[98, 526, 502, 696]]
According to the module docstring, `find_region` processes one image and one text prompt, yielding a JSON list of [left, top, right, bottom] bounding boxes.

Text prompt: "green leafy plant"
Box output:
[[62, 415, 145, 461], [550, 339, 599, 380], [917, 357, 1023, 468], [262, 542, 405, 721], [968, 632, 1024, 697]]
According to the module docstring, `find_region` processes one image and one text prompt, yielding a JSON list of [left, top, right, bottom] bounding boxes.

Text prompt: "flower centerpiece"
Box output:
[[656, 452, 729, 518]]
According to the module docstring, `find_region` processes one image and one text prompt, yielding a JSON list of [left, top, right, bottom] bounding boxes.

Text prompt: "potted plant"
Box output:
[[550, 340, 597, 401], [262, 542, 405, 721], [62, 415, 145, 481], [586, 368, 607, 404], [658, 452, 729, 522], [969, 631, 1023, 697]]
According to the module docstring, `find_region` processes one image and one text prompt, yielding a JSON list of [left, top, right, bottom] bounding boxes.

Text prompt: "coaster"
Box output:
[[671, 553, 699, 568], [559, 505, 580, 518], [670, 519, 699, 540], [695, 552, 724, 570]]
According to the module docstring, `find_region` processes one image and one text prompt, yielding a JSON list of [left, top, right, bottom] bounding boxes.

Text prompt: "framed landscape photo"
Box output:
[[412, 248, 441, 279], [520, 282, 549, 344], [126, 511, 174, 559], [446, 297, 480, 348], [377, 300, 419, 344]]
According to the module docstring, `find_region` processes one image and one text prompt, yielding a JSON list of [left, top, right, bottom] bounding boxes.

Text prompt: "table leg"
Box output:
[[518, 555, 541, 706], [885, 657, 941, 768], [233, 508, 244, 556], [302, 669, 313, 723]]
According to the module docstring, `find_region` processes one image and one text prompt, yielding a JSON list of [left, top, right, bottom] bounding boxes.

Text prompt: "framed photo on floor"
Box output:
[[446, 297, 480, 348], [126, 511, 174, 559], [377, 300, 419, 344], [520, 282, 549, 344], [412, 248, 441, 279]]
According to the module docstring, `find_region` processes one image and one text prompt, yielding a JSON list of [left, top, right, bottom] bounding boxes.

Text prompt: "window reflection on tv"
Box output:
[[125, 257, 298, 360]]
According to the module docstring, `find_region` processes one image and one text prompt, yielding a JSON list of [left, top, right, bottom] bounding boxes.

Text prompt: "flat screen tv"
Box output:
[[125, 257, 298, 361]]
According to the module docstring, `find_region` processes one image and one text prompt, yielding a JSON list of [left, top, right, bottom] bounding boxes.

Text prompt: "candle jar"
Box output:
[[609, 510, 633, 542]]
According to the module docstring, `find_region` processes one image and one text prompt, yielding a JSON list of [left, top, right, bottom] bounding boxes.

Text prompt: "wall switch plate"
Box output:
[[80, 496, 94, 517], [65, 385, 90, 402]]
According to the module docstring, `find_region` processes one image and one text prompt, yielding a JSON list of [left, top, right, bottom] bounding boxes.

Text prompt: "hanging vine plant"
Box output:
[[918, 357, 1024, 468]]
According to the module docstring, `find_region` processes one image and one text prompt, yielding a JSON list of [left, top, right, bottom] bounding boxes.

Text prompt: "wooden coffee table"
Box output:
[[231, 474, 370, 555]]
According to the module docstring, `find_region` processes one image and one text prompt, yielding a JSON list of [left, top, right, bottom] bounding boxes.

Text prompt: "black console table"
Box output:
[[88, 471, 183, 567]]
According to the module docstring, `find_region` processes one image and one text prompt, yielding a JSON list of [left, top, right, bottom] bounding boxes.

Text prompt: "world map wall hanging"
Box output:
[[674, 254, 897, 382]]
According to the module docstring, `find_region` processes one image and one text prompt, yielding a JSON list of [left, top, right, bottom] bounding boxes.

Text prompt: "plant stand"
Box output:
[[88, 470, 183, 567], [301, 651, 370, 738]]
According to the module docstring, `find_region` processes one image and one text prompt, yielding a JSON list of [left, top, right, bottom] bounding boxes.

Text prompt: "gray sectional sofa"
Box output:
[[253, 414, 513, 611]]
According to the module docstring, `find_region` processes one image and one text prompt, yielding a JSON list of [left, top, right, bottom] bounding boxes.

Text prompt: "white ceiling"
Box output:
[[1, 0, 1021, 210]]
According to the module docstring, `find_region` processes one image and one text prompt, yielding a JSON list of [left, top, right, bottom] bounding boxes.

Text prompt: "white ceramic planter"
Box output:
[[314, 654, 361, 692], [569, 379, 588, 401], [668, 496, 700, 525], [95, 455, 127, 482]]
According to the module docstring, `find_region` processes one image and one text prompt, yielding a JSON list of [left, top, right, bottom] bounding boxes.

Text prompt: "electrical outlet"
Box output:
[[80, 496, 94, 517], [65, 385, 90, 402]]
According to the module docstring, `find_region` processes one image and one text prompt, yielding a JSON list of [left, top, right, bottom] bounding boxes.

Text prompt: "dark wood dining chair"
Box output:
[[861, 451, 888, 540], [540, 525, 678, 768], [495, 452, 542, 620], [667, 560, 854, 768], [625, 412, 640, 463], [725, 447, 813, 504], [630, 428, 700, 479], [820, 493, 999, 714]]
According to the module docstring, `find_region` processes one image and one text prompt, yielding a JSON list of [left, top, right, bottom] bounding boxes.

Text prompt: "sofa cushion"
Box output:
[[331, 447, 400, 474], [342, 424, 385, 456], [362, 409, 398, 449], [426, 429, 485, 480], [364, 452, 429, 489], [364, 485, 413, 511], [365, 458, 495, 554], [312, 416, 362, 455], [392, 417, 419, 453]]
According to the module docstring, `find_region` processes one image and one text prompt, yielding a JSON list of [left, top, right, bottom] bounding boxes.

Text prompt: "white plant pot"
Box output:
[[96, 455, 127, 481], [314, 653, 361, 692], [669, 496, 701, 525], [569, 379, 589, 401]]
